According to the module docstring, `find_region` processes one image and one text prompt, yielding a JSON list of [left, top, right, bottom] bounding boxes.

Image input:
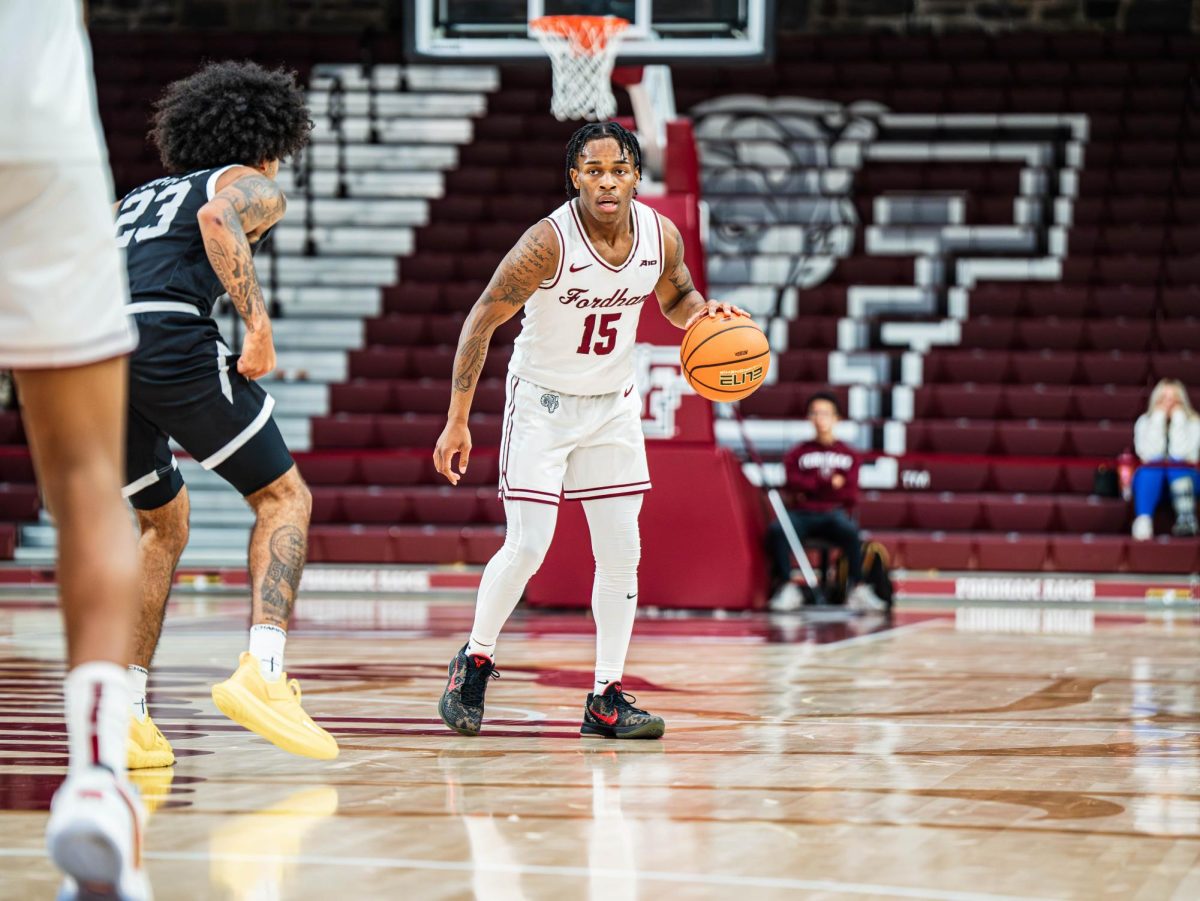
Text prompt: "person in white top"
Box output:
[[1131, 378, 1200, 540], [0, 2, 147, 899], [434, 121, 746, 739]]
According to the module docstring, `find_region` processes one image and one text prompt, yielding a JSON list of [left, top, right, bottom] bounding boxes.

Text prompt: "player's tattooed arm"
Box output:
[[434, 221, 558, 486], [654, 216, 747, 329], [449, 221, 559, 406], [197, 171, 286, 334]]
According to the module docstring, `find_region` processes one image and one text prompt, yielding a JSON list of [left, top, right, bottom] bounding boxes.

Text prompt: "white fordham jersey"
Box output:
[[0, 0, 107, 163], [508, 198, 664, 396]]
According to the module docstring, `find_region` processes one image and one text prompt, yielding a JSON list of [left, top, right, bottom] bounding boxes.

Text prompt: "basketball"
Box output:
[[680, 314, 771, 402]]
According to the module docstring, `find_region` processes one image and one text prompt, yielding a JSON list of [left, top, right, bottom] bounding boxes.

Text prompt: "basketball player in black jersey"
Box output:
[[116, 61, 337, 766]]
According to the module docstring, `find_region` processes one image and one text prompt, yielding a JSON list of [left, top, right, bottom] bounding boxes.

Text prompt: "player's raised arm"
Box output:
[[196, 169, 287, 379], [433, 219, 560, 486], [654, 216, 747, 329]]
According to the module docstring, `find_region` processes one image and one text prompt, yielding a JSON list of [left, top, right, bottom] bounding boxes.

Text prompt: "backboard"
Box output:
[[405, 0, 776, 63]]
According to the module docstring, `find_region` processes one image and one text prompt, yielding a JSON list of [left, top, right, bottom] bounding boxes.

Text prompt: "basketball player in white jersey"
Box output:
[[434, 122, 745, 739], [0, 2, 149, 898]]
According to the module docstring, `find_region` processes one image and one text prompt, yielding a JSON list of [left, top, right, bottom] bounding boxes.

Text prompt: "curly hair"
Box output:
[[149, 61, 312, 174], [564, 121, 642, 198]]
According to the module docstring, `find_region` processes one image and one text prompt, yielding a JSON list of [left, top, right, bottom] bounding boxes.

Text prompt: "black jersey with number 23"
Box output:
[[115, 165, 267, 317]]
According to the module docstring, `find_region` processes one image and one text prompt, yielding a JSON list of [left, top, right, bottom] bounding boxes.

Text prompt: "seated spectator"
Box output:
[[768, 392, 885, 612], [1132, 378, 1199, 540]]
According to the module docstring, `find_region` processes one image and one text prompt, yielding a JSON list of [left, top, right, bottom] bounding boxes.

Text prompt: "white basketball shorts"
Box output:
[[498, 374, 651, 506], [0, 162, 136, 368]]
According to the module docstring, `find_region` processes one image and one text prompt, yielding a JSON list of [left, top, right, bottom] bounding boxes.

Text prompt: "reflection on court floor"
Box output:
[[1, 596, 1198, 899]]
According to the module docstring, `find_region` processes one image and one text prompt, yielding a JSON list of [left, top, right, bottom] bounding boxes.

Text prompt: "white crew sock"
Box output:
[[64, 662, 130, 774], [127, 665, 148, 722], [583, 495, 642, 699], [467, 499, 558, 661], [248, 623, 287, 682]]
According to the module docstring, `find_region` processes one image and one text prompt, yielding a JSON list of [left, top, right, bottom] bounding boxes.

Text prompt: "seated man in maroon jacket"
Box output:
[[768, 392, 885, 612]]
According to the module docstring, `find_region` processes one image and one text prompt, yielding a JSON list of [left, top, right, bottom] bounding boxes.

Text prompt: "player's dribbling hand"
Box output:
[[684, 299, 749, 331], [238, 327, 276, 380], [434, 420, 472, 486]]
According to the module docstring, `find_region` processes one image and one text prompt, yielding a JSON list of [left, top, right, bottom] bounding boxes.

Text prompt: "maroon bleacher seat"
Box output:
[[1152, 352, 1200, 383], [909, 421, 996, 455], [981, 495, 1057, 532], [349, 348, 412, 380], [311, 526, 394, 563], [1018, 318, 1083, 352], [311, 416, 377, 449], [1026, 285, 1089, 318], [1073, 386, 1147, 421], [390, 526, 464, 564], [0, 413, 24, 444], [357, 454, 426, 486], [330, 382, 392, 415], [376, 415, 443, 449], [1050, 535, 1128, 572], [1008, 351, 1079, 385], [341, 487, 413, 524], [1004, 385, 1073, 420], [1126, 538, 1199, 574], [962, 318, 1018, 350], [990, 460, 1064, 493], [0, 450, 35, 483], [409, 487, 480, 524], [0, 485, 40, 521], [858, 492, 909, 529], [1077, 351, 1149, 386], [1156, 318, 1200, 352], [1068, 422, 1130, 456], [295, 454, 360, 486], [0, 523, 14, 561], [996, 421, 1067, 457], [931, 350, 1011, 384], [1055, 496, 1127, 533], [308, 488, 343, 524], [908, 458, 991, 492], [970, 284, 1023, 317], [975, 534, 1050, 571], [902, 533, 974, 569], [908, 493, 982, 531], [1085, 319, 1153, 353], [366, 315, 428, 346], [1091, 286, 1155, 318], [927, 384, 1004, 419], [461, 526, 505, 564], [1160, 286, 1200, 317]]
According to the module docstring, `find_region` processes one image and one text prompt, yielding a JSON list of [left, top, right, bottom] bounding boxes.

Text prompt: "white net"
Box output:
[[530, 15, 628, 122]]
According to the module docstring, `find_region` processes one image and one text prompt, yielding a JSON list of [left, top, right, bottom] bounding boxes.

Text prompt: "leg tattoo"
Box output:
[[261, 525, 305, 626]]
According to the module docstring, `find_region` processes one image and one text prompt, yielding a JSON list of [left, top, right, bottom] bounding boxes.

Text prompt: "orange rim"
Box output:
[[530, 15, 629, 55]]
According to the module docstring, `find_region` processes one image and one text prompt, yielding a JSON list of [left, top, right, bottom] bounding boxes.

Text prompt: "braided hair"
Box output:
[[563, 121, 642, 198]]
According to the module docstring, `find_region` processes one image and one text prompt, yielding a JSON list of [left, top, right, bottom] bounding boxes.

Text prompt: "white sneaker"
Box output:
[[46, 767, 152, 901], [848, 584, 888, 613], [769, 581, 803, 612], [1131, 514, 1154, 542]]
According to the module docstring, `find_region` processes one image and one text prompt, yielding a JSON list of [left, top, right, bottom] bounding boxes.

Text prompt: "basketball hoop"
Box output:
[[530, 15, 628, 122]]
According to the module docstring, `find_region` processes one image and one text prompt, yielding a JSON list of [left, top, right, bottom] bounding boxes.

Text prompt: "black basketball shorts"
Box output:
[[121, 305, 294, 511]]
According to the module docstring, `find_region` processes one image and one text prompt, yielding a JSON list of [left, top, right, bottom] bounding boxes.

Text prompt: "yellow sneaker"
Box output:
[[127, 714, 175, 770], [211, 652, 339, 760]]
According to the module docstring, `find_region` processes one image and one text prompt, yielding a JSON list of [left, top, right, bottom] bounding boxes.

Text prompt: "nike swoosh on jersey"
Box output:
[[569, 262, 592, 272]]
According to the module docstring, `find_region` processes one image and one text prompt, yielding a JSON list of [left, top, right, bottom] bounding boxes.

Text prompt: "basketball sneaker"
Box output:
[[848, 583, 888, 613], [211, 652, 338, 760], [127, 716, 174, 770], [438, 645, 498, 736], [580, 683, 665, 740], [46, 766, 152, 901]]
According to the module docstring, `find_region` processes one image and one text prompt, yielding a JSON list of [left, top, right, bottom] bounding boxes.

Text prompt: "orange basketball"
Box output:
[[680, 314, 771, 402]]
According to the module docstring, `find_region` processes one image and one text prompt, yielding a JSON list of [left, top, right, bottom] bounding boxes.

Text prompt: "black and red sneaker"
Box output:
[[438, 644, 499, 736], [580, 683, 665, 740]]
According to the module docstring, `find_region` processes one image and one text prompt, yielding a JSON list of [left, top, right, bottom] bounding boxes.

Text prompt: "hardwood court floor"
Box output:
[[1, 595, 1198, 900]]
